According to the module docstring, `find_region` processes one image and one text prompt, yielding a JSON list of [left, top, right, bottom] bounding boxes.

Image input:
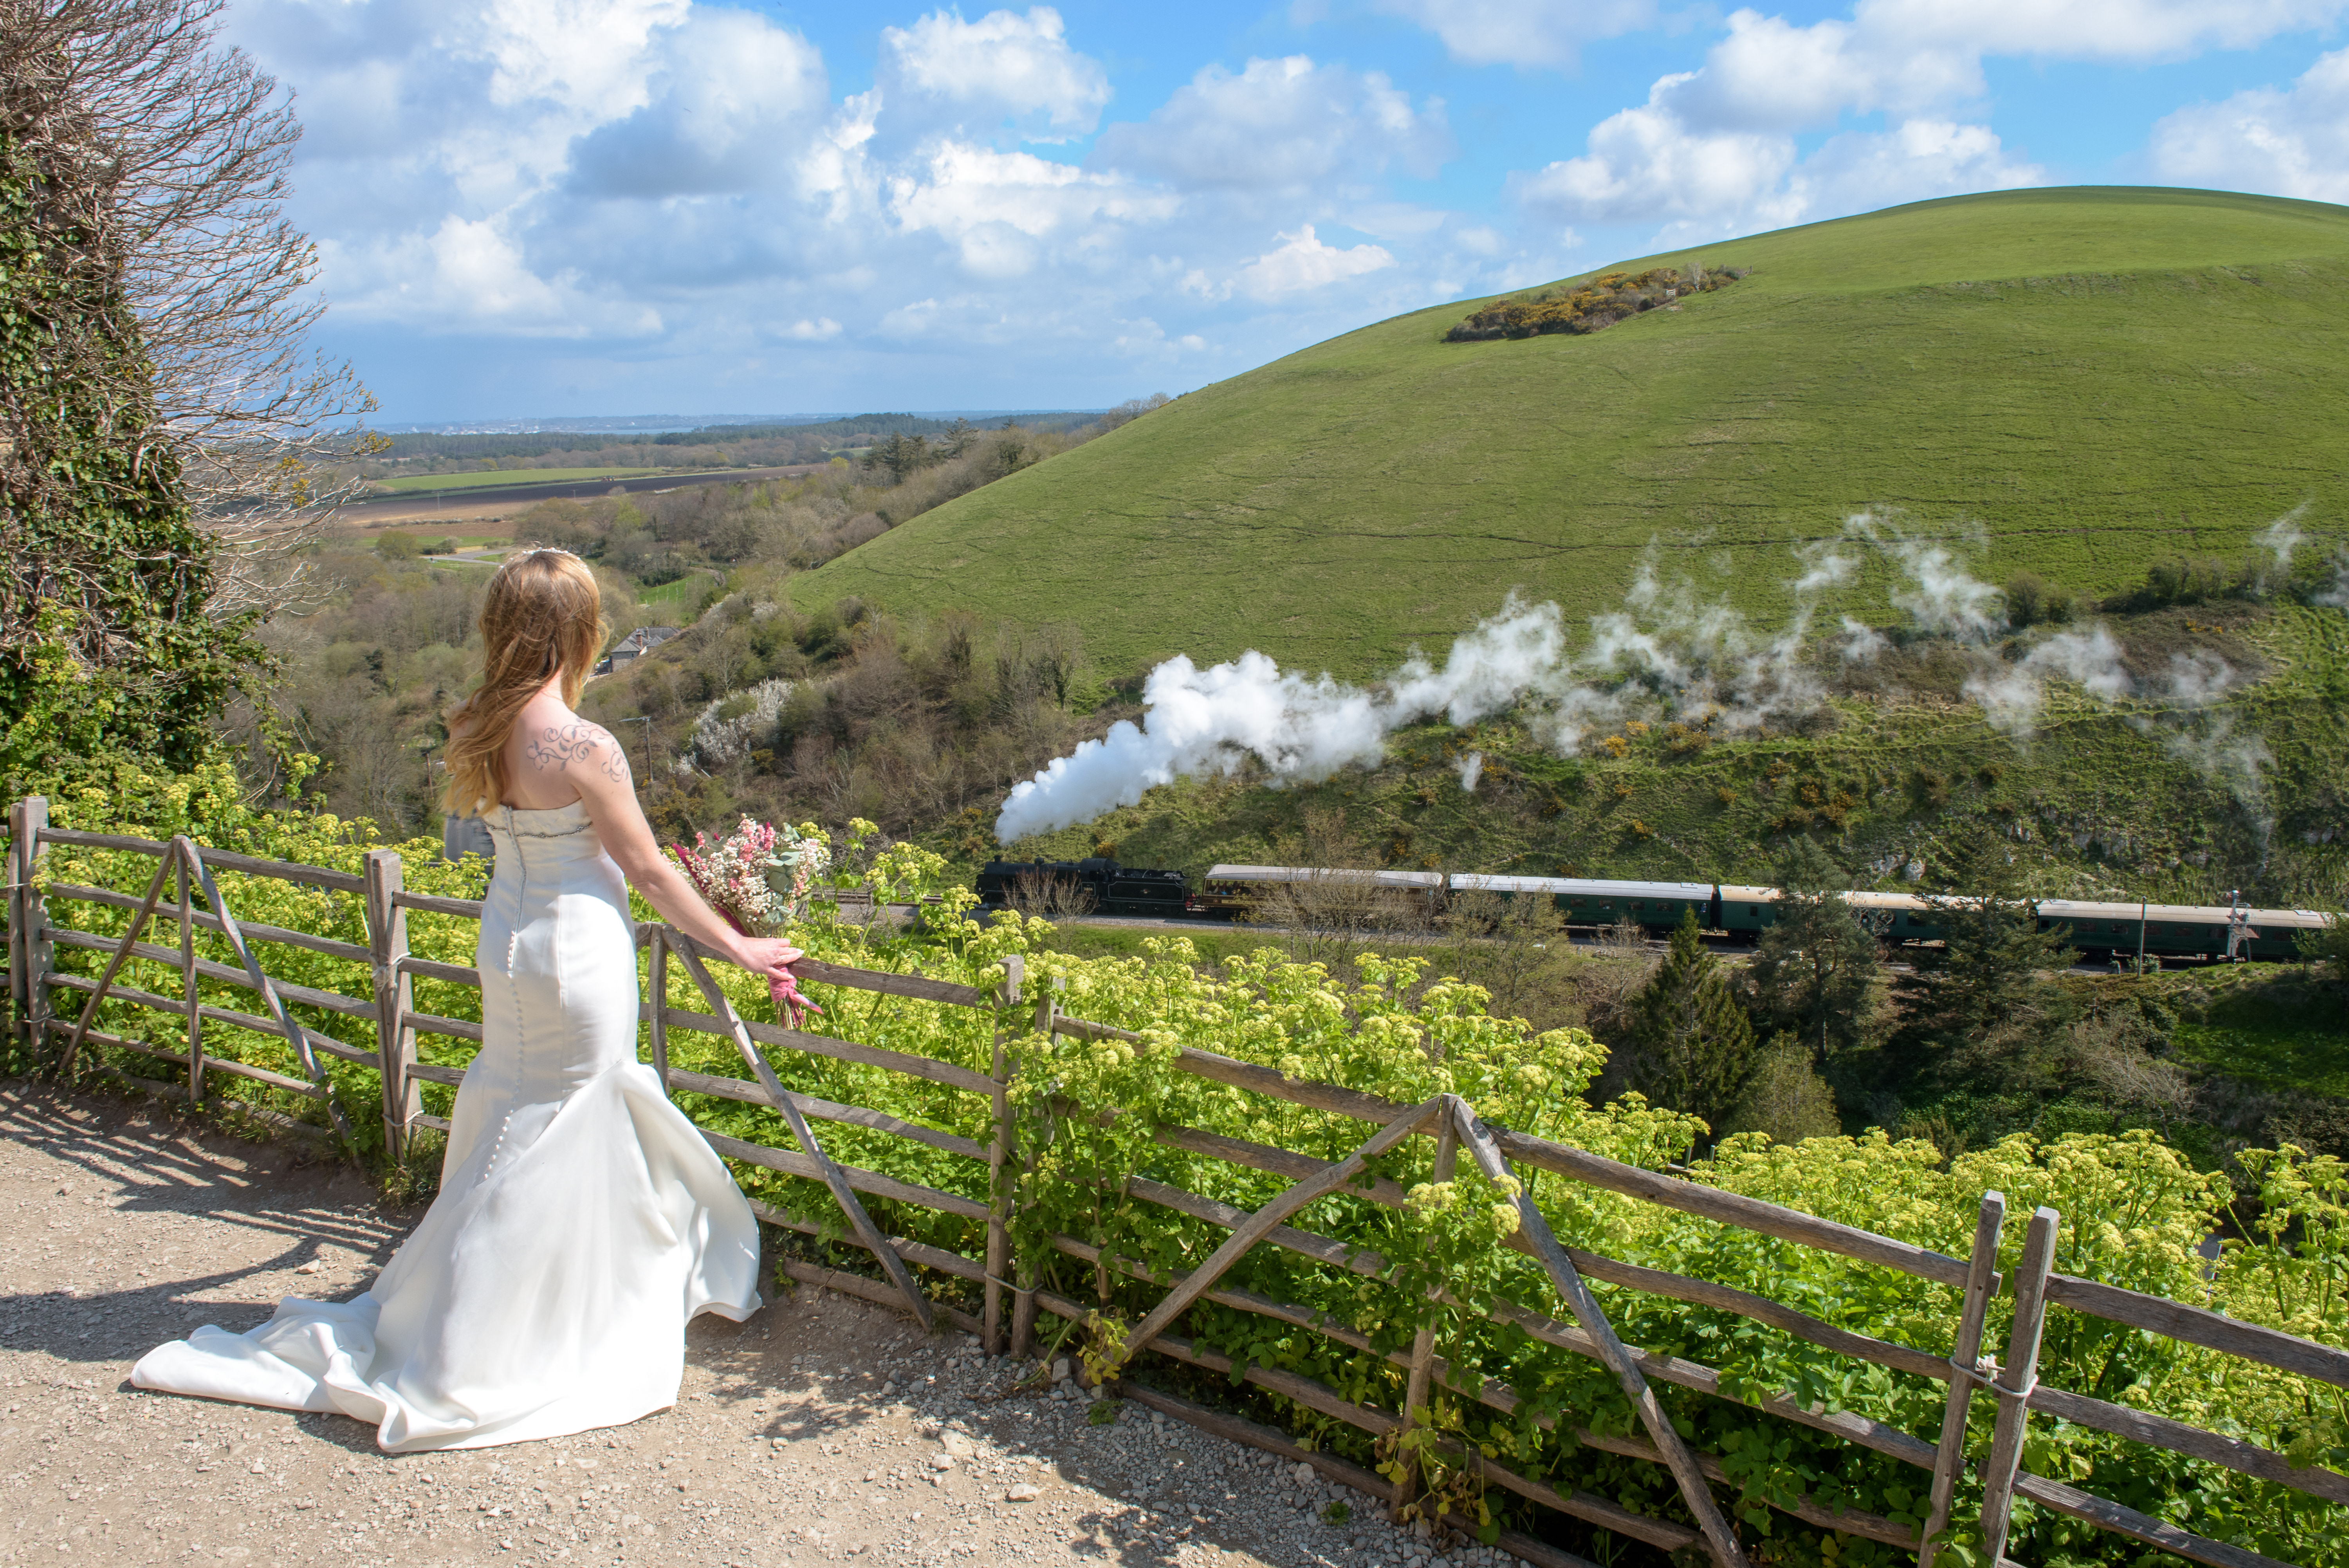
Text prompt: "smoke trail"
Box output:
[[992, 651, 1392, 843], [1966, 625, 2135, 735], [992, 523, 2284, 844]]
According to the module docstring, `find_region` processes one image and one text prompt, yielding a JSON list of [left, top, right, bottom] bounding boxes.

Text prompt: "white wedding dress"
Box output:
[[133, 800, 762, 1451]]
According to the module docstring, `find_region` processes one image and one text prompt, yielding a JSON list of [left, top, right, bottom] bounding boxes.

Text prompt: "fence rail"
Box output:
[[5, 794, 2343, 1568]]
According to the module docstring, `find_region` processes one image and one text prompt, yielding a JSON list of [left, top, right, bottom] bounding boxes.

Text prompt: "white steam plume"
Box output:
[[992, 651, 1392, 843], [2254, 508, 2307, 572], [1966, 625, 2135, 736], [993, 522, 2280, 845], [1837, 616, 1888, 663]]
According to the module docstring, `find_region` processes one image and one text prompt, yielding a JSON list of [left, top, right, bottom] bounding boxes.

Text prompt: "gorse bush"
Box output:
[[1446, 265, 1744, 343], [15, 773, 2346, 1567]]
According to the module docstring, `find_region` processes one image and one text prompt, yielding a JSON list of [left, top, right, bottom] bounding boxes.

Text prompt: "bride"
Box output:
[[133, 549, 803, 1451]]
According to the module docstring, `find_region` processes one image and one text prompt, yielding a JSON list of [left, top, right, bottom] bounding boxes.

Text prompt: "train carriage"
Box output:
[[1446, 873, 1574, 909], [1197, 864, 1446, 918], [1847, 891, 1942, 944], [2244, 907, 2334, 961], [1717, 884, 1780, 937], [2038, 899, 2333, 962], [1533, 878, 1718, 933]]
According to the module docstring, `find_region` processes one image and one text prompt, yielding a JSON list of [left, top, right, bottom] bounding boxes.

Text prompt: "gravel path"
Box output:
[[0, 1081, 1522, 1568]]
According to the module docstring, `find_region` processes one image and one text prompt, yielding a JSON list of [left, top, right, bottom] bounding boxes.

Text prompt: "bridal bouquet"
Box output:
[[671, 816, 832, 1025]]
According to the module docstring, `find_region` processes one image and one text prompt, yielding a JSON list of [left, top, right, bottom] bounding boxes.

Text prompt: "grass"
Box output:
[[370, 467, 653, 494], [2167, 967, 2349, 1096], [795, 186, 2349, 680], [638, 571, 721, 609]]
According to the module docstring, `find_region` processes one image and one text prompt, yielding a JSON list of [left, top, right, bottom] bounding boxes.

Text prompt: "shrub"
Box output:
[[1444, 264, 1743, 343]]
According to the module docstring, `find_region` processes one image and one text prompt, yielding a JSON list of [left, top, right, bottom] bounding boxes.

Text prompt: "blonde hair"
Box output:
[[441, 549, 607, 816]]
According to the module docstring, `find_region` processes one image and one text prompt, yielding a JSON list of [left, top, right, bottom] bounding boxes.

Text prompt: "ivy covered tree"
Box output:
[[0, 0, 368, 788], [1622, 908, 1759, 1134]]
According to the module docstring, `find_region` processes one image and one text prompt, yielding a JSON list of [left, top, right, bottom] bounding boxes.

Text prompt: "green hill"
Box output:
[[796, 186, 2349, 678]]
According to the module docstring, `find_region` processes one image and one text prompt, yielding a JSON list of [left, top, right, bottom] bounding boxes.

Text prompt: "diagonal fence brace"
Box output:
[[669, 932, 936, 1332], [57, 838, 354, 1150], [1119, 1095, 1443, 1365], [60, 844, 180, 1077], [188, 848, 355, 1151], [1451, 1097, 1750, 1568]]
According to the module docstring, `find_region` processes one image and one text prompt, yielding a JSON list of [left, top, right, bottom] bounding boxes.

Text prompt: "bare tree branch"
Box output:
[[0, 0, 373, 629]]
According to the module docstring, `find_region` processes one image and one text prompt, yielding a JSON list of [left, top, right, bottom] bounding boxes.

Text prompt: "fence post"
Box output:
[[985, 953, 1022, 1355], [1397, 1111, 1460, 1511], [1920, 1190, 2006, 1568], [179, 853, 204, 1103], [1977, 1206, 2059, 1561], [364, 849, 414, 1162], [648, 928, 671, 1092], [7, 797, 26, 1065], [9, 796, 49, 1066], [1011, 974, 1059, 1360]]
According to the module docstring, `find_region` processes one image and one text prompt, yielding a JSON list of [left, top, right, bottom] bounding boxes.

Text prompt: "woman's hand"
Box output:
[[732, 936, 822, 1029], [556, 727, 825, 1028]]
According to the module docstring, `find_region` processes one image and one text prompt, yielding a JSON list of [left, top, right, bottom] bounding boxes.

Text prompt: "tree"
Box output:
[[1721, 1032, 1842, 1145], [864, 431, 932, 485], [0, 0, 369, 782], [1905, 841, 2078, 1094], [2297, 908, 2349, 991], [1622, 909, 1759, 1133], [1746, 840, 1885, 1061]]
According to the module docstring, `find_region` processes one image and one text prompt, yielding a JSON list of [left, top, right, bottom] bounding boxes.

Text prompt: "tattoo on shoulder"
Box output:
[[527, 722, 631, 784]]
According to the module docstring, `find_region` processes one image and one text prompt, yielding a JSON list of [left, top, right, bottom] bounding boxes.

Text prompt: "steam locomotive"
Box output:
[[974, 858, 1190, 917], [976, 859, 2331, 964]]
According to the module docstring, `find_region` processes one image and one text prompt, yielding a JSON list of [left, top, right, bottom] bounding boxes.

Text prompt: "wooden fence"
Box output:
[[5, 795, 2345, 1568]]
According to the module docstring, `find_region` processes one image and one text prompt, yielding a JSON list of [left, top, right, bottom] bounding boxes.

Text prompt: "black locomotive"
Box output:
[[974, 858, 1190, 917]]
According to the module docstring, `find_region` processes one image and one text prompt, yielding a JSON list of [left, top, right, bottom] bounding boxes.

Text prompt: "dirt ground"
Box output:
[[0, 1080, 1525, 1568]]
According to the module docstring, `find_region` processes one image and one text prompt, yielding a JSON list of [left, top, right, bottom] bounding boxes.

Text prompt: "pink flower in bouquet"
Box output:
[[670, 816, 833, 1025]]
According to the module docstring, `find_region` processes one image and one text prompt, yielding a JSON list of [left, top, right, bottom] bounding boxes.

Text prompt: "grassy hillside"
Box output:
[[795, 186, 2349, 678]]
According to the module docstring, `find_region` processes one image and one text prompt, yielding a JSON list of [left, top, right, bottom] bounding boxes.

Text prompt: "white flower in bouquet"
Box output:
[[670, 817, 831, 938]]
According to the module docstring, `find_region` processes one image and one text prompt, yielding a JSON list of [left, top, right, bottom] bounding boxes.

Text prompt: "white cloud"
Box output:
[[568, 8, 830, 197], [2149, 47, 2349, 201], [888, 142, 1179, 278], [1230, 225, 1395, 300], [323, 215, 663, 337], [1092, 56, 1449, 190], [474, 0, 689, 111], [785, 317, 842, 340], [1369, 0, 1655, 69], [1516, 88, 1799, 229], [1509, 0, 2164, 236], [879, 7, 1111, 141]]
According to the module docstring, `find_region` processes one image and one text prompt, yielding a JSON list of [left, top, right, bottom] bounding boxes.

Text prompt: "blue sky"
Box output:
[[224, 0, 2349, 422]]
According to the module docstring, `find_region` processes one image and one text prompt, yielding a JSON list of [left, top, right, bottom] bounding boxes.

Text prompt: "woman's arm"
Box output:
[[525, 717, 804, 978]]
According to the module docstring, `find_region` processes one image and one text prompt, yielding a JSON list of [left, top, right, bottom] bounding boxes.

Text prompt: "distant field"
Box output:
[[370, 467, 650, 494], [796, 186, 2349, 680]]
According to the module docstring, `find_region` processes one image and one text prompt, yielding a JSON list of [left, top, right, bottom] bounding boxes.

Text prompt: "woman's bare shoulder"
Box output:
[[515, 710, 631, 787]]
